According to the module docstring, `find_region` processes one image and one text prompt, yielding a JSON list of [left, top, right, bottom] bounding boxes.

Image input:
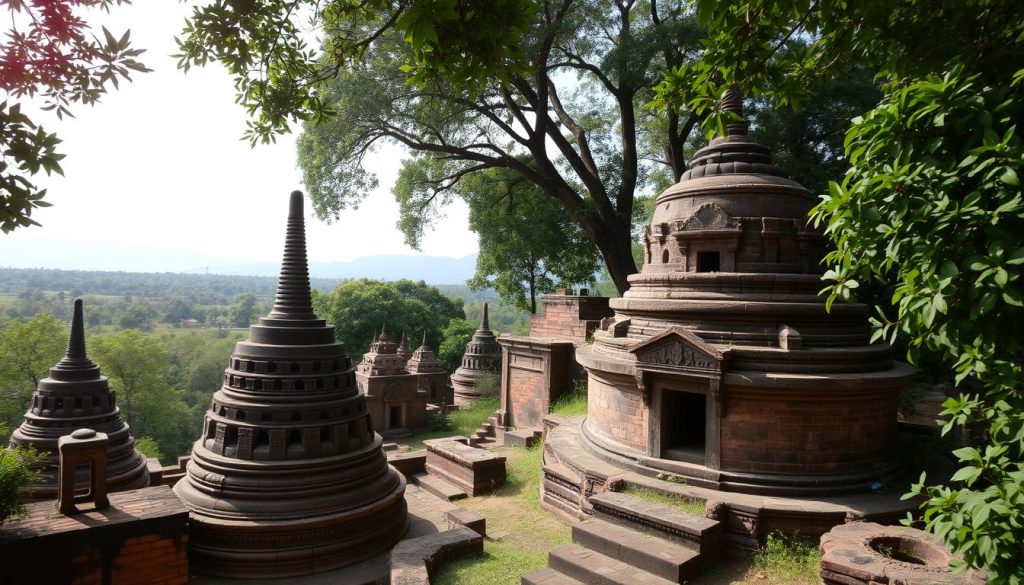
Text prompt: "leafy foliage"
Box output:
[[311, 278, 464, 358], [0, 432, 41, 526], [459, 167, 600, 313], [182, 0, 710, 293], [667, 1, 1024, 579], [1, 0, 149, 231], [0, 313, 65, 433], [437, 318, 475, 374]]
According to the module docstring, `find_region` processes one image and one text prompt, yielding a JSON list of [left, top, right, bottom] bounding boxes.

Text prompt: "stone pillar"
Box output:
[[57, 428, 109, 515]]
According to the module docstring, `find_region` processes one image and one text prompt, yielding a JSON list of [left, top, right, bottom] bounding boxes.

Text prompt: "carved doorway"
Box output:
[[388, 405, 402, 429], [661, 389, 706, 464]]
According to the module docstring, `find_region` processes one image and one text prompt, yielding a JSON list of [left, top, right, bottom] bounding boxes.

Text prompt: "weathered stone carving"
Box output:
[[9, 299, 149, 498], [173, 191, 407, 578]]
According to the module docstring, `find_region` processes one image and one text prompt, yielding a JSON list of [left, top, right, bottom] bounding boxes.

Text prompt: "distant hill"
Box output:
[[186, 254, 477, 284]]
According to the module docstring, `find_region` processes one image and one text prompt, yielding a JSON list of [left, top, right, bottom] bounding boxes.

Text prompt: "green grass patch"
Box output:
[[620, 485, 706, 516], [752, 532, 821, 582], [410, 397, 500, 448], [433, 442, 570, 585], [549, 382, 587, 417]]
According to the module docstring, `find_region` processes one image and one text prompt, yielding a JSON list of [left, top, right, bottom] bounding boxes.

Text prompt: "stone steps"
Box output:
[[523, 490, 722, 585], [572, 519, 701, 583], [521, 566, 584, 585], [412, 472, 466, 501], [548, 544, 677, 585], [590, 491, 722, 560]]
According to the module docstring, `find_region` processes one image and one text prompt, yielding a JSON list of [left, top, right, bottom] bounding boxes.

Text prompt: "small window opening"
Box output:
[[697, 251, 720, 272], [661, 249, 670, 263]]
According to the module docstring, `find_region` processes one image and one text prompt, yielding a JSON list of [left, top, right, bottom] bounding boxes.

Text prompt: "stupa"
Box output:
[[553, 91, 914, 501], [406, 332, 451, 404], [173, 191, 408, 578], [396, 331, 413, 364], [355, 326, 428, 436], [450, 303, 502, 405], [9, 299, 149, 498]]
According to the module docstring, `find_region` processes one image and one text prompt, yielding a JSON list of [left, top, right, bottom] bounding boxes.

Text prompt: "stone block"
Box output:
[[424, 438, 506, 496], [446, 507, 486, 537]]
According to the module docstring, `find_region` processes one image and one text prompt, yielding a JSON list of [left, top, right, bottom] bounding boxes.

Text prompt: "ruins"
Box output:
[[406, 331, 453, 405], [450, 303, 502, 405], [356, 326, 429, 437], [9, 298, 149, 499], [536, 90, 915, 556], [172, 192, 408, 578]]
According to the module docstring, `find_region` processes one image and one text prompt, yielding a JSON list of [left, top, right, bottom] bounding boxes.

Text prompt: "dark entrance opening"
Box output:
[[697, 251, 720, 272], [388, 405, 402, 429], [661, 390, 706, 464]]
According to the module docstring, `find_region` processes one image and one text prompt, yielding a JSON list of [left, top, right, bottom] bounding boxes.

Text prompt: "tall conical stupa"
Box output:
[[173, 191, 408, 578], [451, 303, 502, 405], [9, 299, 149, 498]]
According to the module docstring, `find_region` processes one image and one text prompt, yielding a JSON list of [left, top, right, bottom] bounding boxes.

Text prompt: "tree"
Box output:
[[668, 1, 1024, 579], [454, 167, 600, 313], [118, 301, 156, 331], [311, 279, 464, 358], [437, 319, 477, 374], [230, 293, 258, 328], [0, 314, 65, 432], [162, 298, 195, 326], [1, 0, 148, 232], [178, 0, 709, 294], [90, 330, 192, 459]]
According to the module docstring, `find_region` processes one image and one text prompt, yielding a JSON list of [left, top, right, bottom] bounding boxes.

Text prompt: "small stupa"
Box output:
[[406, 331, 451, 404], [173, 191, 407, 578], [9, 299, 149, 498], [396, 331, 413, 364], [450, 303, 502, 405], [356, 326, 406, 376]]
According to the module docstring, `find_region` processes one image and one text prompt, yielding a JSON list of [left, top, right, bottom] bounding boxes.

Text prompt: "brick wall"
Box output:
[[500, 338, 575, 430], [528, 294, 612, 342], [720, 388, 898, 474], [0, 486, 189, 585], [585, 373, 648, 453]]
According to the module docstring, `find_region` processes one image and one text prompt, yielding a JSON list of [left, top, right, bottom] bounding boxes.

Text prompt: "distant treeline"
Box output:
[[0, 268, 343, 301]]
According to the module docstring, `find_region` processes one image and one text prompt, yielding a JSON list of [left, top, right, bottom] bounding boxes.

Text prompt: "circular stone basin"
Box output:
[[869, 535, 948, 566], [820, 522, 985, 585]]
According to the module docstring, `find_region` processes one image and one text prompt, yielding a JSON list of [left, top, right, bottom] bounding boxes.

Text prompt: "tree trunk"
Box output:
[[593, 225, 638, 295]]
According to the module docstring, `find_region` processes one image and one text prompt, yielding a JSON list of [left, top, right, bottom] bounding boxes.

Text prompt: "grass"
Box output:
[[407, 397, 500, 450], [750, 532, 821, 583], [549, 381, 587, 417], [620, 485, 707, 516], [432, 441, 571, 585]]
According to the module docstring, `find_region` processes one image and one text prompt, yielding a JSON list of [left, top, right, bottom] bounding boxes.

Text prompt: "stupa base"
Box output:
[[184, 476, 409, 579], [541, 416, 916, 550]]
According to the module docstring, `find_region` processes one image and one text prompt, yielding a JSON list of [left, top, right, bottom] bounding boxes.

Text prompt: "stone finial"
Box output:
[[420, 330, 428, 348], [721, 87, 749, 138], [479, 303, 490, 332], [49, 299, 100, 382], [267, 191, 317, 321]]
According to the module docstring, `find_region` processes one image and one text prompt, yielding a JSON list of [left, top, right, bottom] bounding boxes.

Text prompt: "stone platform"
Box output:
[[193, 483, 481, 585], [541, 416, 917, 550], [424, 437, 507, 496], [0, 485, 188, 585]]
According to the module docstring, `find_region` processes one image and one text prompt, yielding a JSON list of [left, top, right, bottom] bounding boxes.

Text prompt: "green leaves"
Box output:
[[1, 0, 149, 230]]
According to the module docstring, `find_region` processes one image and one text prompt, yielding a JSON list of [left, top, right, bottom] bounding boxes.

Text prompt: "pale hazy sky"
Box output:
[[1, 2, 477, 273]]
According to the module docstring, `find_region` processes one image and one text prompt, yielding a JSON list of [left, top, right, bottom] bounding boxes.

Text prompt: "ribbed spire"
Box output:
[[479, 303, 490, 332], [49, 298, 100, 380], [268, 191, 317, 320], [421, 330, 428, 348], [721, 87, 749, 138]]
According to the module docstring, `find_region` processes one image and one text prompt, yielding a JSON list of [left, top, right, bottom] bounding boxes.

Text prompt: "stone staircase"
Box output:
[[522, 491, 722, 585], [470, 412, 501, 446]]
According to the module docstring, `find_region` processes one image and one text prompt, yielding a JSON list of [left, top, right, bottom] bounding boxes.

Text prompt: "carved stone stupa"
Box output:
[[9, 299, 150, 499], [558, 91, 914, 499], [450, 303, 502, 405], [173, 192, 408, 578], [406, 332, 451, 404]]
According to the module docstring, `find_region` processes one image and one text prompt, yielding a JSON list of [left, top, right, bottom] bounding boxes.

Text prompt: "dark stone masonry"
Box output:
[[9, 298, 149, 500], [172, 191, 408, 578]]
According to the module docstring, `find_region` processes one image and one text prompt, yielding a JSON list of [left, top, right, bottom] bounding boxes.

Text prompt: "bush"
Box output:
[[0, 443, 41, 526]]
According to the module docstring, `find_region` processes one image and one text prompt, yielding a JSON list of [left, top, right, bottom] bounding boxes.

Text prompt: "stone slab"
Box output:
[[390, 527, 483, 585]]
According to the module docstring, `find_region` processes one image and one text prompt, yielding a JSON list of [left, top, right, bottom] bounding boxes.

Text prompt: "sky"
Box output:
[[1, 2, 478, 274]]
